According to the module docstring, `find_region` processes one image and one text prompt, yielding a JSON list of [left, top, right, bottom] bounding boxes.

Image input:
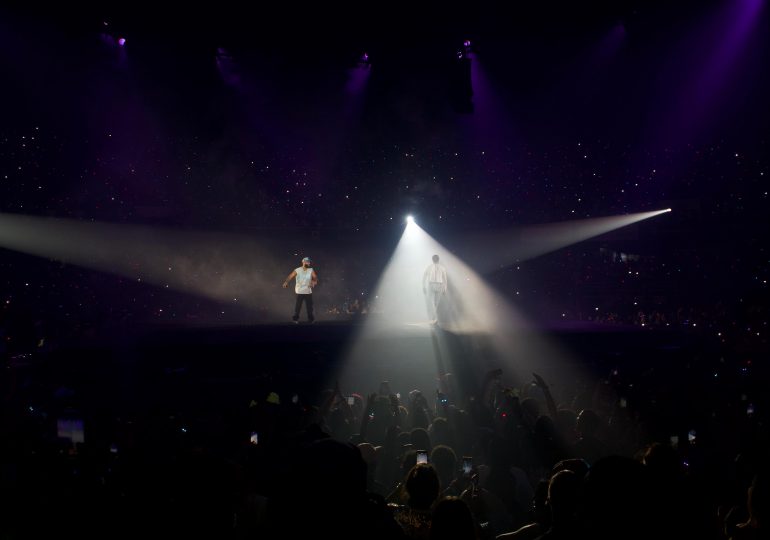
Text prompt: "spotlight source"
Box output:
[[406, 215, 415, 224]]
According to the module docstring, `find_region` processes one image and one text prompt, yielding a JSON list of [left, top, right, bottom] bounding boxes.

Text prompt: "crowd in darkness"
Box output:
[[1, 333, 768, 539], [2, 4, 770, 539]]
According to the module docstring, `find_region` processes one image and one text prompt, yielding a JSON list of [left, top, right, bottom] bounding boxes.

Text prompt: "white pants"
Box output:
[[426, 282, 444, 321]]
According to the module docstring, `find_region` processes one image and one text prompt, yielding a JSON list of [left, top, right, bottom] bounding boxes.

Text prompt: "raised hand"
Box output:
[[532, 372, 548, 389]]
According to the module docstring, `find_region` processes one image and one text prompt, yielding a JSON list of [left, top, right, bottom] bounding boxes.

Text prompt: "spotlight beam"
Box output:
[[456, 209, 672, 273], [0, 212, 288, 313], [336, 218, 581, 407]]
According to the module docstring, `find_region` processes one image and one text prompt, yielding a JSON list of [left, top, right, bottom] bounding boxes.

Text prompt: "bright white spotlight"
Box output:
[[406, 215, 415, 224], [666, 208, 672, 212]]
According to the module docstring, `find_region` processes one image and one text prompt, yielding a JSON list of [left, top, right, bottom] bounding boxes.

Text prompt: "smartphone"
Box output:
[[462, 456, 473, 475], [347, 396, 355, 406], [619, 398, 627, 408], [250, 432, 259, 445], [687, 429, 696, 442], [747, 404, 755, 416], [292, 394, 299, 404], [416, 450, 428, 465]]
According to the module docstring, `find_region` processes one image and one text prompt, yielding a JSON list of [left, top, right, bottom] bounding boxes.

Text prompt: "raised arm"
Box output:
[[359, 393, 377, 443], [532, 372, 559, 422], [282, 270, 297, 288]]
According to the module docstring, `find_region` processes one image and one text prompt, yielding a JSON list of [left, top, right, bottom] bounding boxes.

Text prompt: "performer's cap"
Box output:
[[302, 256, 312, 263]]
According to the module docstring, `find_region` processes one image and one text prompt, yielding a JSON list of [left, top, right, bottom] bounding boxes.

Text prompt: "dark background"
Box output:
[[0, 0, 767, 343]]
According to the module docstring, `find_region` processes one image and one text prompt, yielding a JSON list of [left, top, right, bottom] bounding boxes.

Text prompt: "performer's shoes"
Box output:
[[292, 320, 299, 324]]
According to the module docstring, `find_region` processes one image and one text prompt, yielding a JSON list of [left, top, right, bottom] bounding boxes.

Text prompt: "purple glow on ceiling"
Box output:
[[694, 0, 763, 91], [345, 63, 371, 95], [461, 53, 520, 156], [600, 24, 625, 57], [654, 0, 763, 148]]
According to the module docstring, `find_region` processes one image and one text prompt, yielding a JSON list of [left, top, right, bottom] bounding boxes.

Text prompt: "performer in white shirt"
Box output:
[[423, 254, 447, 325], [282, 256, 318, 323]]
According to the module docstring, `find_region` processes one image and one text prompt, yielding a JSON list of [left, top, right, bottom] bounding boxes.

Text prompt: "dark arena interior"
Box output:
[[1, 2, 769, 539]]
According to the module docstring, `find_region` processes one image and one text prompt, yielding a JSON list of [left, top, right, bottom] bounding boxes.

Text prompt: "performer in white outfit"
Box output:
[[283, 256, 318, 323], [423, 254, 447, 324]]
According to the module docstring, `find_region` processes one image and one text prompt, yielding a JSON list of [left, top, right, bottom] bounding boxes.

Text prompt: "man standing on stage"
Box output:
[[283, 256, 318, 323], [423, 254, 447, 325]]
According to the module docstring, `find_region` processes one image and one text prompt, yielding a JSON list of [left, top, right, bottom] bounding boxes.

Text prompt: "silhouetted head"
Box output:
[[432, 254, 440, 263], [358, 442, 377, 467], [535, 414, 557, 438], [429, 417, 452, 447], [411, 427, 432, 452], [547, 470, 581, 524], [406, 463, 441, 510], [521, 397, 541, 423], [552, 458, 590, 479], [430, 445, 457, 489]]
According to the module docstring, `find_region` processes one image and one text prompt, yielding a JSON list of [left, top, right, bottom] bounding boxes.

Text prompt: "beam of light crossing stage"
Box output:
[[367, 217, 530, 334], [334, 217, 581, 403], [457, 209, 672, 273], [0, 212, 292, 316]]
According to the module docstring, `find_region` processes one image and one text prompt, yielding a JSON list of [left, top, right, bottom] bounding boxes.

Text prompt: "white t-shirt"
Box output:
[[295, 267, 314, 294], [424, 263, 447, 284]]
